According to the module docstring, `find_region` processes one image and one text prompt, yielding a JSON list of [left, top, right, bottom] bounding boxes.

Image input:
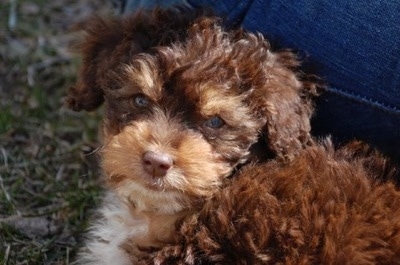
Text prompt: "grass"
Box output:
[[0, 0, 113, 264]]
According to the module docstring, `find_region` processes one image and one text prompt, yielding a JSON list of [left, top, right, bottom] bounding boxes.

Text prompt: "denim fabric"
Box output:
[[113, 0, 184, 14], [119, 0, 400, 159], [187, 0, 400, 159]]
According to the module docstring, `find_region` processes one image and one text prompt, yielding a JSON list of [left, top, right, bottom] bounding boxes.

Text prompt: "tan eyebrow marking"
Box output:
[[123, 58, 162, 101]]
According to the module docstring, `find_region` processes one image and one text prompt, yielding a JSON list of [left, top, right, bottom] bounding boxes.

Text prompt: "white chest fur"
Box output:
[[76, 189, 190, 264]]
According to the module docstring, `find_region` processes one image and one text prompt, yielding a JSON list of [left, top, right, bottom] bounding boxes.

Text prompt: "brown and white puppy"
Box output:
[[67, 7, 317, 264]]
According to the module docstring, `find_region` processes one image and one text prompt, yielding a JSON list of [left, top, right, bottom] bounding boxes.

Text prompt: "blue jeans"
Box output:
[[117, 0, 400, 160]]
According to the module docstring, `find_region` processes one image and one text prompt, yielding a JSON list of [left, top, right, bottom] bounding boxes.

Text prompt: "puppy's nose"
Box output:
[[142, 151, 173, 177]]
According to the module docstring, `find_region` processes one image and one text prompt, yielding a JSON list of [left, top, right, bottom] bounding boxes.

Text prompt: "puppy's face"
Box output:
[[67, 12, 317, 210], [101, 54, 265, 203]]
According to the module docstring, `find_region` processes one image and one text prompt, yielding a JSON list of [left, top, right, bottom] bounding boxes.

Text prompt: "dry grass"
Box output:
[[0, 0, 114, 264]]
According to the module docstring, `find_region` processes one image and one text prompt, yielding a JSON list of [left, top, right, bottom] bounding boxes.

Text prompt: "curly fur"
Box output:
[[67, 7, 320, 264], [148, 140, 400, 265]]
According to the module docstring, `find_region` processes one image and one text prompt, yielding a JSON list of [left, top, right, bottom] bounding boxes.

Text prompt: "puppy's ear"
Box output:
[[66, 7, 207, 111], [66, 15, 127, 111], [246, 46, 319, 160]]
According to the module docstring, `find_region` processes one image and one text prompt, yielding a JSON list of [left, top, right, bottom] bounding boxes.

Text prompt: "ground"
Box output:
[[0, 1, 114, 264]]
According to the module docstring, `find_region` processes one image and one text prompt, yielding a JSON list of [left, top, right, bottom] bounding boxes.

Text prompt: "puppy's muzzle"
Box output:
[[142, 151, 174, 177]]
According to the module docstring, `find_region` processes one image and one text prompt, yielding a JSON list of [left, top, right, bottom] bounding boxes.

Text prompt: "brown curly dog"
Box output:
[[66, 5, 317, 264]]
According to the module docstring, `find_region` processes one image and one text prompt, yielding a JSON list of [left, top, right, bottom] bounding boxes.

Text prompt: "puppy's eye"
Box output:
[[204, 116, 225, 129], [133, 94, 150, 107]]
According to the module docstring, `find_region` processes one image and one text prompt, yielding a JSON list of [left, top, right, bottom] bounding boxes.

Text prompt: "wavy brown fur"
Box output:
[[66, 7, 211, 112], [144, 140, 400, 265]]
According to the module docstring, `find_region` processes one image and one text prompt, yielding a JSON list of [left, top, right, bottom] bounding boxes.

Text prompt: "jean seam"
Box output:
[[324, 86, 400, 115]]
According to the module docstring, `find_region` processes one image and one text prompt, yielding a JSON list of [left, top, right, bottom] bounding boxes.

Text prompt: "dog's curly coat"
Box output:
[[147, 140, 400, 264], [67, 7, 400, 265]]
